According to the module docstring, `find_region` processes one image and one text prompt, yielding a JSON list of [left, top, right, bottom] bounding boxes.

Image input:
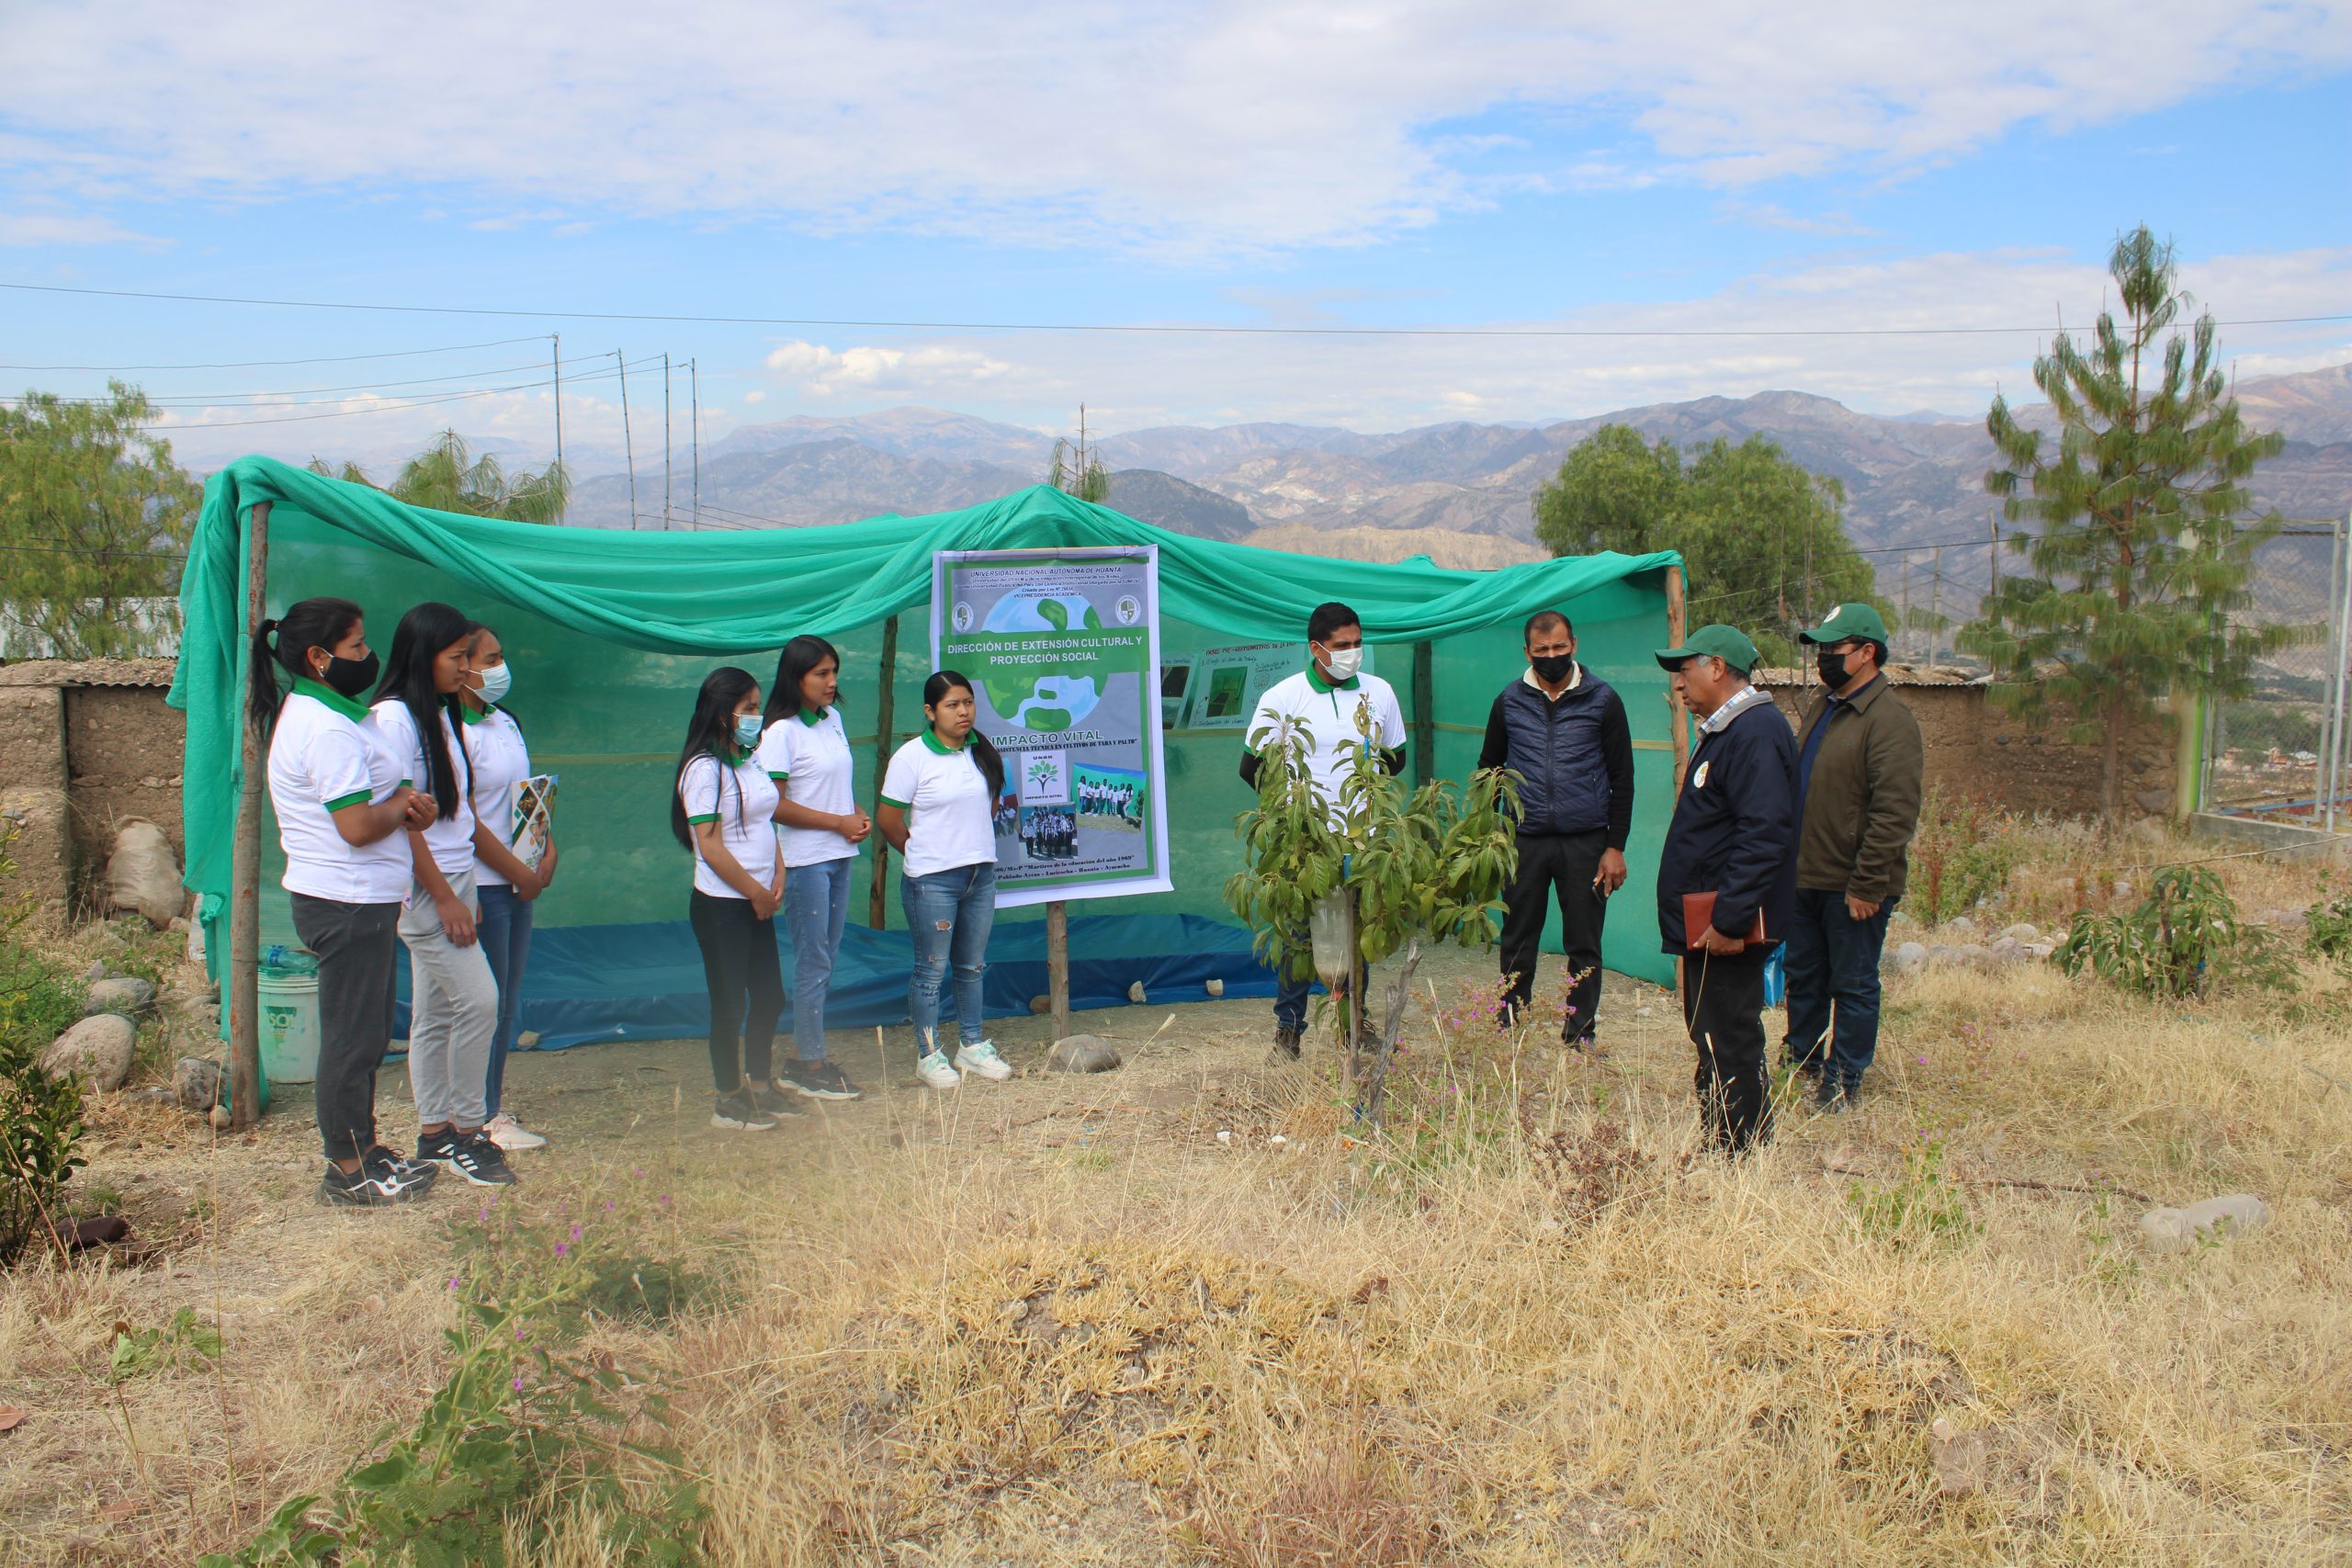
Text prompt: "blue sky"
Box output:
[[2, 0, 2347, 475]]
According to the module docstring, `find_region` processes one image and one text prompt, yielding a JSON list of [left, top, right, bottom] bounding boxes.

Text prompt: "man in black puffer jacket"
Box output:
[[1653, 624, 1798, 1154], [1477, 610, 1634, 1049]]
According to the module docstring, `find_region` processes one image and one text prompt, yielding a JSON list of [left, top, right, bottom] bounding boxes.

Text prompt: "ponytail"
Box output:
[[922, 670, 1006, 796], [246, 597, 362, 741]]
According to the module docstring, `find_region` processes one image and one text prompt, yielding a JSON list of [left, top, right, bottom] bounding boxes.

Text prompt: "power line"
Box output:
[[13, 357, 568, 406], [0, 335, 548, 372], [6, 279, 2346, 340]]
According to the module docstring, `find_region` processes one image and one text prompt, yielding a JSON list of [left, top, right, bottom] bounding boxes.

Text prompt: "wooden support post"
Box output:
[[1410, 640, 1435, 785], [1046, 900, 1071, 1041], [1665, 565, 1690, 797], [867, 613, 899, 931], [229, 502, 271, 1129]]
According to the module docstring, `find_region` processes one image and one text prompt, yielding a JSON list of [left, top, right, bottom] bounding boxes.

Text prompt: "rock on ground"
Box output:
[[84, 976, 158, 1017], [1046, 1033, 1124, 1074], [1998, 922, 2042, 945], [1888, 942, 1928, 976], [2140, 1194, 2270, 1253], [107, 818, 185, 928], [40, 1014, 138, 1091], [175, 1056, 226, 1111]]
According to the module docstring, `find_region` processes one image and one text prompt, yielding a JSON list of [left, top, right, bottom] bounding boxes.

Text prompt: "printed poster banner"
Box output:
[[932, 546, 1173, 909]]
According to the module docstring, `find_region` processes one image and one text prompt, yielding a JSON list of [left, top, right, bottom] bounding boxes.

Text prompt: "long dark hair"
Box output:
[[924, 670, 1006, 796], [246, 595, 362, 739], [671, 665, 761, 851], [763, 634, 842, 728], [372, 601, 473, 818]]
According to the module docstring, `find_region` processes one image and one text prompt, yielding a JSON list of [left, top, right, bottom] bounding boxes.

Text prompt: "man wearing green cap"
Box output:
[[1652, 625, 1798, 1153], [1786, 603, 1923, 1111]]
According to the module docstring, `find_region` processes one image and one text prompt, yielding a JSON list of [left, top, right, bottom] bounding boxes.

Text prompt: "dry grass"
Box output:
[[5, 832, 2351, 1565]]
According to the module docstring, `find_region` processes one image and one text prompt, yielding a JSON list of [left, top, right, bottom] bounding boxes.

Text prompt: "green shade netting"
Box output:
[[171, 455, 1685, 998]]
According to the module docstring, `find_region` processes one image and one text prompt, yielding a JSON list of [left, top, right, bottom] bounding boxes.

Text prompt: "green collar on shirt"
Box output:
[[920, 728, 968, 754], [1306, 663, 1361, 694], [455, 701, 492, 725], [290, 677, 369, 722], [798, 705, 828, 727]]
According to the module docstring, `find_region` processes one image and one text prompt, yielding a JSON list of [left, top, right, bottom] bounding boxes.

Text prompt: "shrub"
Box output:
[[1905, 787, 2020, 924], [1848, 1139, 1979, 1249], [0, 822, 88, 1265], [2306, 875, 2352, 968], [2053, 864, 2291, 999]]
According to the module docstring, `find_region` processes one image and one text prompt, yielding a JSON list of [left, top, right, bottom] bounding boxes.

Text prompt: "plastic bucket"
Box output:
[[257, 971, 322, 1084]]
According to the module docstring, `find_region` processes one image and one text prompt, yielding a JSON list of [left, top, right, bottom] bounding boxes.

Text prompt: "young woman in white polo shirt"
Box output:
[[249, 596, 438, 1207], [458, 620, 557, 1152], [876, 671, 1011, 1089], [371, 602, 514, 1187], [756, 635, 868, 1101], [672, 666, 803, 1131]]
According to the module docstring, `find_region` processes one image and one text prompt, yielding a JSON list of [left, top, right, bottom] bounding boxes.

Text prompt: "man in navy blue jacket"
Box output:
[[1477, 610, 1634, 1049], [1653, 625, 1798, 1153]]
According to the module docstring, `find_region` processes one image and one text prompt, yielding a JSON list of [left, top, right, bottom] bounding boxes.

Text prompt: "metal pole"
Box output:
[[550, 333, 563, 473], [662, 353, 673, 530], [2330, 514, 2352, 834], [689, 358, 699, 528], [867, 614, 899, 930], [617, 351, 637, 528], [229, 502, 272, 1131]]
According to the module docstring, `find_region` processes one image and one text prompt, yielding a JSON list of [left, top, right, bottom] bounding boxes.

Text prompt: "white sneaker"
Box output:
[[484, 1113, 547, 1152], [915, 1051, 962, 1089], [954, 1040, 1013, 1081]]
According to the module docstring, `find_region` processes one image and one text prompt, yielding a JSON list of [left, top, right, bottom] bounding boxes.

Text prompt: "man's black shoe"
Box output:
[[319, 1159, 433, 1207], [1272, 1027, 1303, 1062], [1814, 1076, 1850, 1115], [783, 1060, 862, 1100]]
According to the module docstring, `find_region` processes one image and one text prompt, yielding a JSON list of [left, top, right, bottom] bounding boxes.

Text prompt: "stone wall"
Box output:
[[1754, 669, 2177, 819], [0, 660, 183, 910]]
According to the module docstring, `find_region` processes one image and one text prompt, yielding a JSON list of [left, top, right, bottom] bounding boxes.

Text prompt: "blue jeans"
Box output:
[[1781, 887, 1895, 1092], [784, 857, 853, 1062], [902, 862, 995, 1057], [475, 882, 536, 1121]]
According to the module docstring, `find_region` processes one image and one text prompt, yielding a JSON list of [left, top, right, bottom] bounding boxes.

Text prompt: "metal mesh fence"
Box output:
[[2203, 519, 2352, 830]]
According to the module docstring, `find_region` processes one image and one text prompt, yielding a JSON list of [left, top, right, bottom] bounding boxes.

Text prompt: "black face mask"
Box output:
[[1531, 652, 1575, 684], [1815, 647, 1848, 688], [318, 649, 379, 699]]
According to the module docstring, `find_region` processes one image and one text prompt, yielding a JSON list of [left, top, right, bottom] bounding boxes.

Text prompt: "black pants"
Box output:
[[289, 893, 401, 1165], [1499, 829, 1610, 1040], [1681, 947, 1771, 1153], [689, 889, 784, 1093]]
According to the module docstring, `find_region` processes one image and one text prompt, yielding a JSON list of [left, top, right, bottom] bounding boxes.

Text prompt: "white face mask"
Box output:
[[1320, 645, 1364, 682], [474, 661, 513, 705]]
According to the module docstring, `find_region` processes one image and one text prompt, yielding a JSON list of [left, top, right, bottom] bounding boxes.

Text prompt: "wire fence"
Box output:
[[2203, 518, 2352, 831]]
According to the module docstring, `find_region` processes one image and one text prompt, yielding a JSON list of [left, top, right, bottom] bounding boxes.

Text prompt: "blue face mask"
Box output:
[[734, 714, 764, 747]]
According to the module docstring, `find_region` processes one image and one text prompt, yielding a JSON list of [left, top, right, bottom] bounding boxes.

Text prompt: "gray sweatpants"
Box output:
[[398, 865, 498, 1131]]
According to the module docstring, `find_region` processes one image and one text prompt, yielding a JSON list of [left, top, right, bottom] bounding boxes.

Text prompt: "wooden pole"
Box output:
[[1410, 640, 1435, 785], [867, 613, 899, 930], [1665, 564, 1690, 797], [229, 502, 271, 1130], [1046, 900, 1071, 1041]]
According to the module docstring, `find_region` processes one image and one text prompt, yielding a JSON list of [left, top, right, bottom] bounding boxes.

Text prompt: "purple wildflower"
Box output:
[[513, 1376, 525, 1392], [570, 1224, 582, 1241], [553, 1242, 569, 1257]]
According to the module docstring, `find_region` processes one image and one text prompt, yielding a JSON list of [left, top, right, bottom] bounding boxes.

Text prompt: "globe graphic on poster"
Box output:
[[979, 592, 1105, 731]]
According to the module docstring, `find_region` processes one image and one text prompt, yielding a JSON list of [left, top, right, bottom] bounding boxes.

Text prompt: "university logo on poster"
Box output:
[[931, 547, 1174, 908]]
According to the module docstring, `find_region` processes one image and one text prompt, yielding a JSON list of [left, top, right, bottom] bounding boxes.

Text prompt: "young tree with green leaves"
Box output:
[[0, 382, 199, 660], [1533, 426, 1875, 664], [312, 431, 571, 524], [1227, 716, 1518, 1131], [1960, 226, 2291, 823]]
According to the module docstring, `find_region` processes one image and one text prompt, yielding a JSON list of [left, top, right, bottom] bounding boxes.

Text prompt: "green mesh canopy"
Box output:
[[171, 455, 1686, 1018]]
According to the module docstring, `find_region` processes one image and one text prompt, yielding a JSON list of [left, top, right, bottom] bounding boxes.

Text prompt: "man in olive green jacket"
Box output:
[[1784, 604, 1924, 1111]]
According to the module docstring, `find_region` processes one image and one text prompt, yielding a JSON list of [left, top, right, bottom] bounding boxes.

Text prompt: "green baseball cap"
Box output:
[[1654, 623, 1760, 673], [1800, 602, 1890, 646]]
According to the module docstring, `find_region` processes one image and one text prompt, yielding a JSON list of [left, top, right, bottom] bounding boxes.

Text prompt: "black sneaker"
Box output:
[[365, 1144, 437, 1190], [1272, 1026, 1303, 1062], [711, 1090, 777, 1131], [319, 1159, 433, 1207], [783, 1060, 862, 1101], [415, 1126, 462, 1166], [445, 1130, 518, 1185], [1815, 1077, 1849, 1115], [749, 1082, 808, 1119]]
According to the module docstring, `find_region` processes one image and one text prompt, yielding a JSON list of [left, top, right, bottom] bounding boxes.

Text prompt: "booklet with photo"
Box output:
[[511, 773, 558, 871]]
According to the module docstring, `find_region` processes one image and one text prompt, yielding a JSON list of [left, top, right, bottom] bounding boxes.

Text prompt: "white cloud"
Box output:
[[763, 339, 1010, 397], [1, 1, 2345, 252], [0, 209, 168, 248], [742, 389, 766, 404]]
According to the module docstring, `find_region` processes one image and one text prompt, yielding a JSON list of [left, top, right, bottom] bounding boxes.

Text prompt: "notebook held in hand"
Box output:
[[1681, 892, 1768, 950]]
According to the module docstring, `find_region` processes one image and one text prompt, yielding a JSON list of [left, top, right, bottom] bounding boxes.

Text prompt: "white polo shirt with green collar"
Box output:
[[266, 679, 413, 904], [1248, 663, 1407, 826], [753, 704, 857, 869], [879, 728, 998, 878]]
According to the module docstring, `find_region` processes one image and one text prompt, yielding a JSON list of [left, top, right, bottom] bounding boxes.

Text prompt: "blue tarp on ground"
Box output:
[[393, 909, 1285, 1051]]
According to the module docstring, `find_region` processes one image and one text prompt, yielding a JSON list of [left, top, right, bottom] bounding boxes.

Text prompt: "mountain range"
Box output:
[[563, 363, 2352, 595]]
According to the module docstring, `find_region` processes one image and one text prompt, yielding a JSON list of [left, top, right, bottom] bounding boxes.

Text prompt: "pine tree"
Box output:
[[1960, 226, 2292, 823]]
